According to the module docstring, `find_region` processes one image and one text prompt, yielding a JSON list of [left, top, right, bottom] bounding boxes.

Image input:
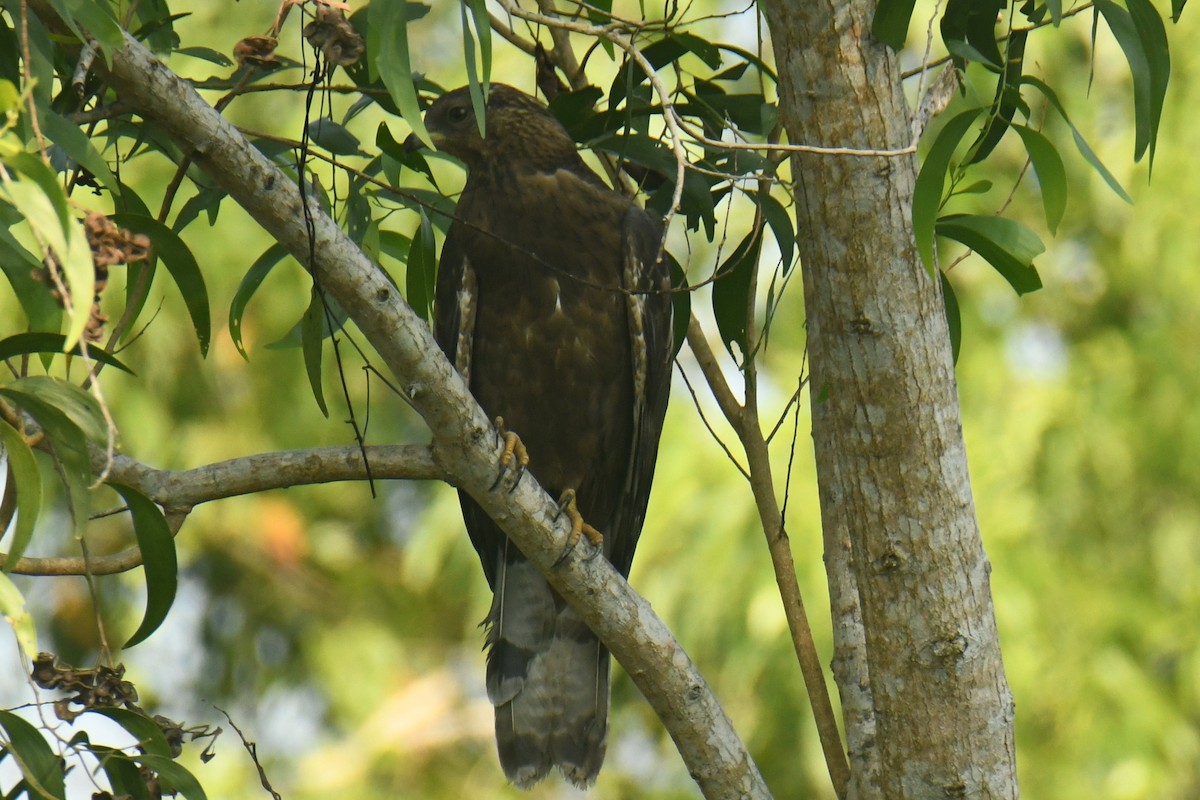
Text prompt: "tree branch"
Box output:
[[25, 6, 770, 797], [1, 445, 441, 575]]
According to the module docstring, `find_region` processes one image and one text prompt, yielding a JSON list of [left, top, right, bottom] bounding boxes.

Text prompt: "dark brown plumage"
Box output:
[[422, 84, 673, 788]]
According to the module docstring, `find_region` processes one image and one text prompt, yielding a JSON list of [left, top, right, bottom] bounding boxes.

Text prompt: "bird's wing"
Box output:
[[609, 205, 674, 577]]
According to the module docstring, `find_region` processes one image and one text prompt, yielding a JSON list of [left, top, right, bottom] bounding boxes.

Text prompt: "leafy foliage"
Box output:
[[0, 0, 1190, 796]]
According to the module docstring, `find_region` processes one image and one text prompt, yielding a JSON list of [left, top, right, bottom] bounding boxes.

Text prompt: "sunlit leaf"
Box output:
[[0, 422, 42, 572], [462, 0, 491, 137], [0, 573, 38, 655], [109, 482, 177, 648], [373, 0, 431, 148]]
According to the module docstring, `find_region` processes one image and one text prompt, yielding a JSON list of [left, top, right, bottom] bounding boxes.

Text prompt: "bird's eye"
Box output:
[[447, 105, 472, 124]]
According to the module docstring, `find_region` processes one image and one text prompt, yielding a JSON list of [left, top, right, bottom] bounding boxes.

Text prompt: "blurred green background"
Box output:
[[3, 1, 1200, 798]]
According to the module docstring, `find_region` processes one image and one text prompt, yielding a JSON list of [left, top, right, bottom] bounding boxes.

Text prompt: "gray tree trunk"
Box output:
[[758, 2, 1019, 797]]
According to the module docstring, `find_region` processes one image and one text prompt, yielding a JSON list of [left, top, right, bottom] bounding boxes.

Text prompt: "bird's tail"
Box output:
[[484, 548, 611, 789]]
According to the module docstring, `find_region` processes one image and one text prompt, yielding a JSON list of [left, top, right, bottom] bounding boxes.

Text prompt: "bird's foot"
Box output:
[[553, 488, 603, 566], [489, 416, 529, 492]]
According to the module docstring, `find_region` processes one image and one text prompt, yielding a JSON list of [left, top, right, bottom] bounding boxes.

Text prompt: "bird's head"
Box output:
[[409, 84, 582, 174]]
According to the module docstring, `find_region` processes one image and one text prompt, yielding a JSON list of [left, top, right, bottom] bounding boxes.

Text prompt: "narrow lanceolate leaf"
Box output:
[[871, 0, 918, 50], [87, 709, 173, 758], [967, 29, 1028, 163], [406, 210, 436, 323], [40, 109, 119, 194], [0, 377, 99, 537], [229, 243, 289, 359], [0, 710, 66, 799], [110, 214, 211, 356], [754, 190, 795, 272], [0, 572, 38, 655], [940, 272, 962, 364], [301, 287, 329, 416], [936, 213, 1044, 295], [712, 227, 762, 365], [913, 107, 985, 273], [133, 754, 208, 800], [1023, 76, 1132, 203], [462, 0, 491, 137], [108, 482, 177, 648], [1095, 0, 1168, 168], [1012, 125, 1068, 234], [0, 421, 43, 571], [0, 332, 134, 373], [1125, 0, 1170, 170], [373, 0, 431, 148]]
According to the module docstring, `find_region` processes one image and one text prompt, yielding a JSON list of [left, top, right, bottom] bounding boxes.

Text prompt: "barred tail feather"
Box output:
[[485, 546, 611, 789]]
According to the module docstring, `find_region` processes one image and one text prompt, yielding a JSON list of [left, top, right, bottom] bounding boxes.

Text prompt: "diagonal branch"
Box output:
[[24, 5, 771, 797]]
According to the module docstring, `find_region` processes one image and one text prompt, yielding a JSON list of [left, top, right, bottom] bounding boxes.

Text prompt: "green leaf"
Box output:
[[1, 376, 105, 443], [109, 482, 177, 648], [940, 272, 962, 364], [913, 107, 985, 273], [0, 710, 66, 799], [712, 228, 761, 365], [301, 288, 329, 416], [0, 572, 38, 656], [966, 29, 1028, 163], [666, 252, 690, 359], [0, 377, 98, 536], [229, 243, 290, 359], [1012, 124, 1067, 234], [1095, 0, 1168, 167], [0, 420, 43, 572], [133, 754, 208, 800], [754, 190, 795, 272], [462, 0, 491, 137], [373, 0, 431, 148], [174, 46, 233, 67], [0, 332, 134, 373], [40, 109, 119, 194], [936, 213, 1044, 295], [51, 0, 125, 55], [94, 749, 152, 800], [1023, 76, 1132, 203], [1171, 0, 1187, 22], [86, 709, 173, 758], [0, 225, 61, 332], [110, 214, 211, 356], [305, 117, 364, 156], [1125, 0, 1170, 170], [872, 0, 918, 50], [406, 210, 436, 322]]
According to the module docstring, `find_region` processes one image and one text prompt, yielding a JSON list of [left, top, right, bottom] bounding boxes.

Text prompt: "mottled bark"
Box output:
[[758, 1, 1018, 797]]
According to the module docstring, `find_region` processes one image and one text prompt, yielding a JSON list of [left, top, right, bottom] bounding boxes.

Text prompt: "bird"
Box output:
[[416, 84, 674, 788]]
